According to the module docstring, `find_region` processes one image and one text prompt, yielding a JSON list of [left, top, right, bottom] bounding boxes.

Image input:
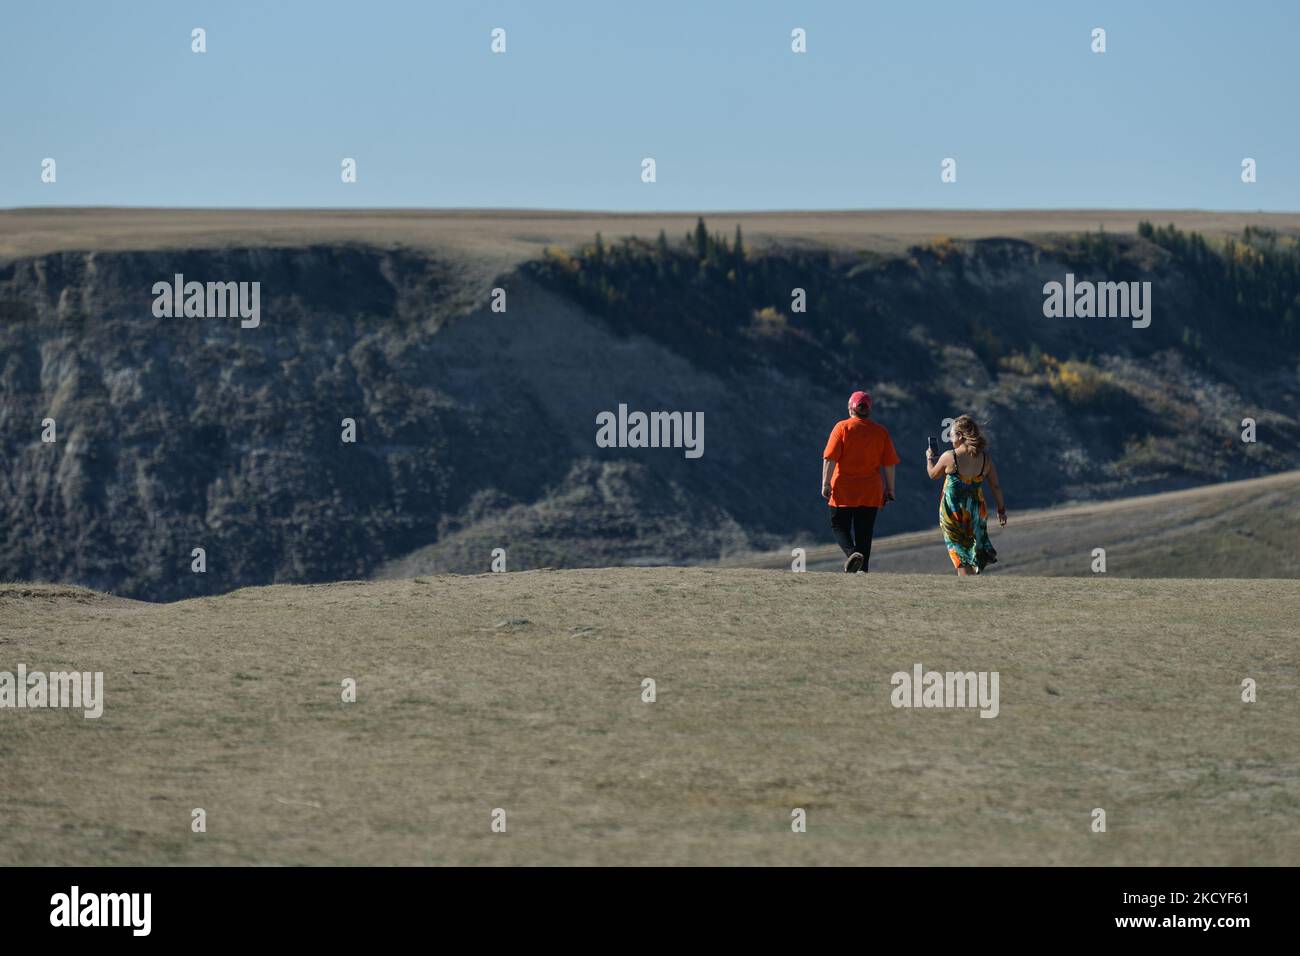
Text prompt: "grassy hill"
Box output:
[[725, 470, 1300, 576], [2, 568, 1296, 865], [3, 210, 1298, 599]]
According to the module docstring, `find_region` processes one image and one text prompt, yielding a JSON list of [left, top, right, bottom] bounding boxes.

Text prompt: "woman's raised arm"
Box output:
[[926, 449, 953, 480]]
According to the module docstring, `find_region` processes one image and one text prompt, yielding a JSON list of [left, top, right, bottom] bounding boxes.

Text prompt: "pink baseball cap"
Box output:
[[848, 390, 872, 411]]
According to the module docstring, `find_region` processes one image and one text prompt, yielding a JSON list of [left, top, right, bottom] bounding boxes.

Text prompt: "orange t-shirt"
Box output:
[[822, 417, 900, 507]]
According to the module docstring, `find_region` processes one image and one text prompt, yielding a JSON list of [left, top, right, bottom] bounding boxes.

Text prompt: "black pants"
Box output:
[[829, 506, 879, 569]]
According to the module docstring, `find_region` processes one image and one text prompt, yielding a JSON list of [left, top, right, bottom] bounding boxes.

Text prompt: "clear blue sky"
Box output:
[[2, 0, 1296, 210]]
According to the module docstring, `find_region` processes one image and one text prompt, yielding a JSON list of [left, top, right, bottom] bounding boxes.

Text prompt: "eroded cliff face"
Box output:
[[0, 246, 517, 599], [1, 239, 1295, 600], [0, 245, 804, 599]]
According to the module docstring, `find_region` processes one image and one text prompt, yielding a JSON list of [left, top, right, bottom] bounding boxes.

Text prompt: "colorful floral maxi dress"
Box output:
[[940, 457, 997, 573]]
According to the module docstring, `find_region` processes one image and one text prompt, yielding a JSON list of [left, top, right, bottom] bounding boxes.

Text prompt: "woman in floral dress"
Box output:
[[925, 415, 1007, 575]]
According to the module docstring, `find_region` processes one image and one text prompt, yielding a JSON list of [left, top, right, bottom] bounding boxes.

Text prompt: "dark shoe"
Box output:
[[844, 552, 864, 573]]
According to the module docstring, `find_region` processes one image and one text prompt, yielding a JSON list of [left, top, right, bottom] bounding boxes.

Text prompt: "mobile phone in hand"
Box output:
[[927, 436, 937, 456]]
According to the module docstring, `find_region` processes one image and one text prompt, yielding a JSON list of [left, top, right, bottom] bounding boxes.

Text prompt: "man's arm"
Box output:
[[882, 465, 896, 502], [821, 458, 834, 499]]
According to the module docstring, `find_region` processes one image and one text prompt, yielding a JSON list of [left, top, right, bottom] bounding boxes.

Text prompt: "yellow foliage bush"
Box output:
[[1048, 360, 1114, 405], [543, 246, 580, 274], [928, 236, 959, 262], [998, 352, 1037, 375]]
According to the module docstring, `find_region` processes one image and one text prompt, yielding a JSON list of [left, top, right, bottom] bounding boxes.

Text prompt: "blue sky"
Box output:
[[2, 0, 1296, 210]]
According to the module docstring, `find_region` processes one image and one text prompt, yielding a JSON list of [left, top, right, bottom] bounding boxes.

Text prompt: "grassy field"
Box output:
[[5, 207, 1300, 262], [726, 471, 1300, 577], [2, 569, 1296, 865]]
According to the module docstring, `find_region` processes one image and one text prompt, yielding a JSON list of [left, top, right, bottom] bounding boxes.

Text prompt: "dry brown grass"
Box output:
[[726, 471, 1300, 578], [5, 208, 1300, 262], [2, 568, 1296, 865]]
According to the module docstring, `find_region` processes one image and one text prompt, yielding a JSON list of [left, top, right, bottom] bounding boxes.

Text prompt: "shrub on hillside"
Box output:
[[1047, 359, 1122, 407]]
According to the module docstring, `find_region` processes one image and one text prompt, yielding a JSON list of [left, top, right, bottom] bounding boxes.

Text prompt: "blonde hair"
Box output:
[[952, 415, 987, 455]]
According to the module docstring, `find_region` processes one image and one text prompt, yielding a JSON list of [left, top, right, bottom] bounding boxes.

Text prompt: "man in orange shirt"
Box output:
[[821, 390, 900, 573]]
